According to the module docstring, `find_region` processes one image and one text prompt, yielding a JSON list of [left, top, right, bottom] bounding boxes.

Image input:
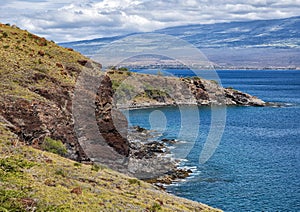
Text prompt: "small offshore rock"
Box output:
[[161, 138, 176, 144]]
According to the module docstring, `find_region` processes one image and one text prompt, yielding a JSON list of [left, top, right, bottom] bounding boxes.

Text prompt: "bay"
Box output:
[[125, 70, 300, 211]]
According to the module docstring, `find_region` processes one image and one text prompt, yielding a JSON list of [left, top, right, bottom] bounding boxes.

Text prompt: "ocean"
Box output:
[[125, 69, 300, 211]]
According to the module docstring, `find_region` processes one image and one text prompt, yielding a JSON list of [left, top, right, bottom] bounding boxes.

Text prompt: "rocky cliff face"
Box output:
[[95, 75, 129, 156], [0, 61, 132, 162]]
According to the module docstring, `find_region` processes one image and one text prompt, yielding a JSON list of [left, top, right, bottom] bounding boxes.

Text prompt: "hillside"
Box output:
[[0, 124, 220, 211], [0, 23, 220, 211]]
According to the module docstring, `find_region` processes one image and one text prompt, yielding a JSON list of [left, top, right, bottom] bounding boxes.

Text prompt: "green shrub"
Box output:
[[91, 163, 105, 172], [2, 32, 8, 38], [128, 178, 141, 186], [111, 80, 121, 91], [150, 202, 161, 211], [73, 162, 82, 167], [118, 67, 129, 72], [0, 157, 35, 174], [0, 189, 26, 211], [41, 137, 67, 156], [192, 76, 201, 80], [108, 66, 117, 70], [54, 168, 67, 177]]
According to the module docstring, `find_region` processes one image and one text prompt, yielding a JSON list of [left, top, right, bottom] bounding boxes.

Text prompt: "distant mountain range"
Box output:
[[156, 16, 300, 49], [61, 16, 300, 69]]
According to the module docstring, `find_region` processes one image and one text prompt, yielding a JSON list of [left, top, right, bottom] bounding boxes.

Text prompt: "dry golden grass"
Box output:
[[0, 23, 86, 102]]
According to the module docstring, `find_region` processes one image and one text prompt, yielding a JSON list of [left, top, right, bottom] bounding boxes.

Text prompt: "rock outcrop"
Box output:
[[95, 75, 129, 156], [183, 77, 266, 106]]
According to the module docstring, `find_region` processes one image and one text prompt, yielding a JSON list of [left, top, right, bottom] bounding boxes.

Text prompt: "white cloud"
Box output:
[[0, 0, 299, 42]]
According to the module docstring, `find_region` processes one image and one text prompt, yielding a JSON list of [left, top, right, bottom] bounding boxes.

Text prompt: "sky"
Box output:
[[1, 0, 300, 42]]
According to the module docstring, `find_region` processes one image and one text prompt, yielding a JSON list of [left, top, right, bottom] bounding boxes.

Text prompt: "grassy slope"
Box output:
[[0, 24, 86, 102], [0, 123, 219, 211], [0, 24, 220, 211]]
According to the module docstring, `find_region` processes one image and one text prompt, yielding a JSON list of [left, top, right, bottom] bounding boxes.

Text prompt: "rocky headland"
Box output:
[[108, 69, 266, 110]]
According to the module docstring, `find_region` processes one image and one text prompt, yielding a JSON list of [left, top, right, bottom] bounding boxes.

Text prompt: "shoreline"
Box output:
[[128, 67, 300, 71], [128, 125, 199, 190], [116, 102, 266, 111], [118, 101, 284, 111], [128, 126, 194, 186]]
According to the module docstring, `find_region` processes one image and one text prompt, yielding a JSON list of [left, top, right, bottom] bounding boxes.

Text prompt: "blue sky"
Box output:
[[1, 0, 300, 42]]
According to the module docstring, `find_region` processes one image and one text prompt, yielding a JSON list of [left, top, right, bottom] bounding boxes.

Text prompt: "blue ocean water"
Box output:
[[125, 70, 300, 211]]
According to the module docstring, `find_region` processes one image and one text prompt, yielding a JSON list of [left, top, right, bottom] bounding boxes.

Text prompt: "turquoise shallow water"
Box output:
[[126, 70, 300, 211]]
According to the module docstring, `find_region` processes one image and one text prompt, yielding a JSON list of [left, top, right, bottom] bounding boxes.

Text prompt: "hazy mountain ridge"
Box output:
[[155, 16, 300, 49], [62, 16, 300, 69]]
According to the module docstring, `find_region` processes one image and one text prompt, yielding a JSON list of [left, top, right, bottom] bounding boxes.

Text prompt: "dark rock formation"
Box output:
[[71, 68, 130, 170], [161, 138, 176, 144], [95, 75, 129, 156], [224, 88, 265, 106], [0, 97, 87, 161], [146, 168, 193, 185], [130, 141, 166, 159], [133, 125, 147, 133]]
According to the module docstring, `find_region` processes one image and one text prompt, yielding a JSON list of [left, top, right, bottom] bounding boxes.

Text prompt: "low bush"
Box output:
[[128, 178, 141, 186], [41, 137, 67, 156], [150, 202, 161, 211]]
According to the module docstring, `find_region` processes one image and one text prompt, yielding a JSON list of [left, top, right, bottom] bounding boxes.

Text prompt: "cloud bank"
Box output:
[[1, 0, 300, 42]]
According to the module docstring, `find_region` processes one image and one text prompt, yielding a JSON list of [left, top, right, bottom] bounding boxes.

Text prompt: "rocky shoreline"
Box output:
[[127, 125, 193, 187]]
